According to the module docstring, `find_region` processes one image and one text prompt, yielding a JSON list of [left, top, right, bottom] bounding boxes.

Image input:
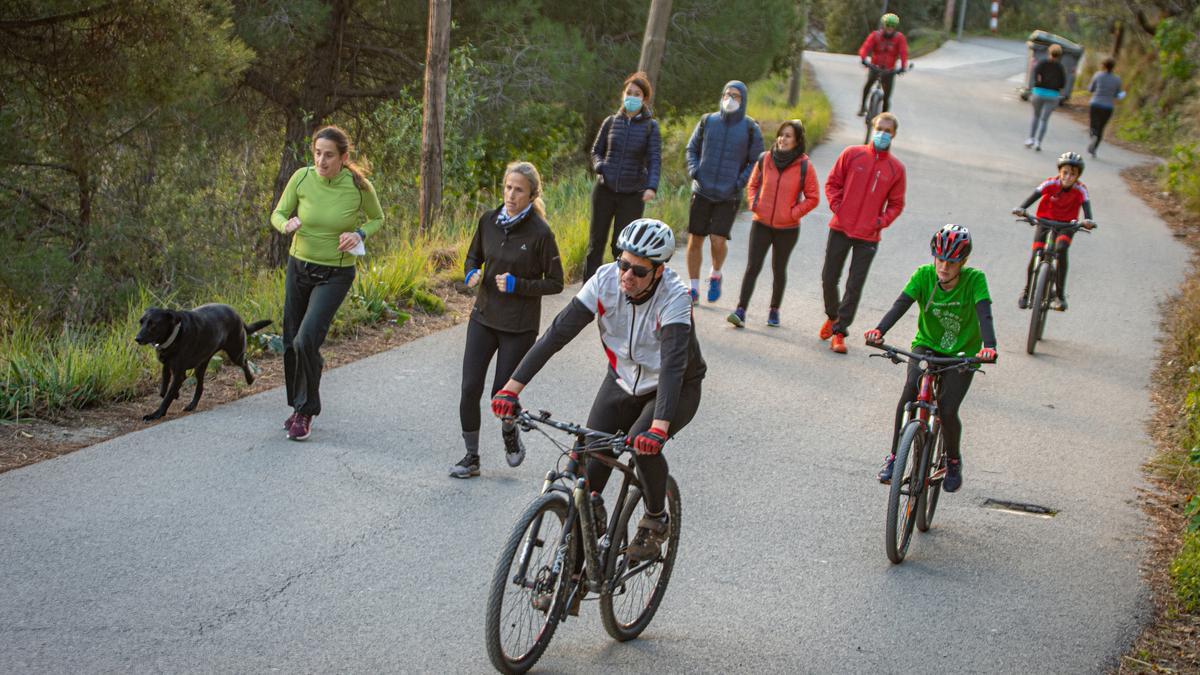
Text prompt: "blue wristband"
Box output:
[[465, 268, 479, 285], [504, 274, 516, 293]]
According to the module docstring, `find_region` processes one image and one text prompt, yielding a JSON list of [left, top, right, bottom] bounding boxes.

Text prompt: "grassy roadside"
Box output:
[[0, 70, 832, 430]]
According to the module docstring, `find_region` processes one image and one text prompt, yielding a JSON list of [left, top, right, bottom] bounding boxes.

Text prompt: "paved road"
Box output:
[[0, 40, 1190, 673]]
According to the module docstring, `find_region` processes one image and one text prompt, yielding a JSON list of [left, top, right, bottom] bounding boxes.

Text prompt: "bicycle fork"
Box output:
[[573, 478, 606, 594]]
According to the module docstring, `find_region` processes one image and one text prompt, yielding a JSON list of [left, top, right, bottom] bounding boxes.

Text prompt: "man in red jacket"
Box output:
[[820, 112, 907, 354], [858, 13, 909, 116]]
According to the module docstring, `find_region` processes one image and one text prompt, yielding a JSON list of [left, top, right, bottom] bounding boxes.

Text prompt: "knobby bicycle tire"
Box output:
[[886, 421, 924, 563], [864, 90, 884, 144], [917, 423, 945, 532], [599, 477, 682, 641], [1026, 261, 1051, 354], [485, 493, 574, 674]]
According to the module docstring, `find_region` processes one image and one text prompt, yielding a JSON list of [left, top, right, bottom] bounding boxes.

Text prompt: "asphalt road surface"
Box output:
[[0, 39, 1190, 673]]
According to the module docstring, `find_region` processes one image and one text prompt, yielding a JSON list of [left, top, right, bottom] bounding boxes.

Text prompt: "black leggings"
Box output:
[[585, 182, 645, 281], [891, 347, 975, 461], [283, 257, 355, 416], [1026, 230, 1071, 298], [737, 221, 800, 310], [1089, 105, 1114, 148], [585, 374, 703, 514], [459, 318, 536, 433]]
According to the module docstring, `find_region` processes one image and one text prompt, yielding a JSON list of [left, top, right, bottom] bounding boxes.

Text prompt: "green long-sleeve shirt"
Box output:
[[270, 166, 384, 267]]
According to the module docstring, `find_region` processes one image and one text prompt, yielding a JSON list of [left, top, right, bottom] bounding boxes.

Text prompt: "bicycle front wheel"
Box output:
[[599, 476, 682, 642], [886, 420, 924, 564], [485, 493, 574, 674], [1026, 261, 1051, 354], [917, 425, 946, 532]]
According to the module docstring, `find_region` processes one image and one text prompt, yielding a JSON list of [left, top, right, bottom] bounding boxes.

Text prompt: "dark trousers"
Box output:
[[585, 374, 702, 515], [861, 70, 897, 112], [1088, 105, 1114, 151], [585, 182, 645, 280], [1026, 229, 1071, 299], [737, 221, 800, 310], [821, 229, 878, 336], [459, 318, 537, 434], [283, 256, 355, 416], [891, 347, 975, 461]]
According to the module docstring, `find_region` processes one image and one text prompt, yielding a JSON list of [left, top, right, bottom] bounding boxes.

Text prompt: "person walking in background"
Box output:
[[584, 72, 662, 281], [1025, 44, 1067, 152], [727, 120, 819, 329], [270, 125, 383, 442], [452, 161, 564, 479], [820, 112, 906, 355], [685, 80, 764, 305], [1087, 57, 1124, 157]]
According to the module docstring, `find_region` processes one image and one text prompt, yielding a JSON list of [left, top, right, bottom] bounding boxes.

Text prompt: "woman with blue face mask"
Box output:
[[584, 72, 663, 280]]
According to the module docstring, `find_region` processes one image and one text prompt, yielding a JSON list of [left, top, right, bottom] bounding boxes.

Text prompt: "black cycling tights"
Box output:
[[1027, 234, 1070, 299], [584, 374, 702, 514], [891, 347, 975, 462]]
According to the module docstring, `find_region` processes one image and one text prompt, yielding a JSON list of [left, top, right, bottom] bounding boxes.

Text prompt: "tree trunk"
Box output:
[[419, 0, 451, 233], [637, 0, 672, 96], [943, 0, 957, 33], [268, 113, 311, 268], [1112, 19, 1124, 59], [787, 0, 810, 107]]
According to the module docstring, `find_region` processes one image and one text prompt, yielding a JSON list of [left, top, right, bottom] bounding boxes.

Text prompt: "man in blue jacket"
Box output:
[[686, 80, 764, 303]]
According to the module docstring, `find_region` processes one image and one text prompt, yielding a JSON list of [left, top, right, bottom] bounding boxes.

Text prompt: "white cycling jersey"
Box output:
[[576, 262, 693, 396]]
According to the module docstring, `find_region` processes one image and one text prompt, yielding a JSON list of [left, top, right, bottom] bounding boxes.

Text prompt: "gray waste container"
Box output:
[[1019, 30, 1084, 104]]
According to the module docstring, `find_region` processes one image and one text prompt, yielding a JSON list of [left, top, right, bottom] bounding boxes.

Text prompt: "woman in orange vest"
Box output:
[[727, 120, 820, 328]]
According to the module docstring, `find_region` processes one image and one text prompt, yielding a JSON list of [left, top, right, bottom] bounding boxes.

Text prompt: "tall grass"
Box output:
[[1, 71, 832, 423]]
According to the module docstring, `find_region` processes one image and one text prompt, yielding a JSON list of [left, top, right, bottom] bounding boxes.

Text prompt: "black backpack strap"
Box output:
[[794, 159, 809, 206], [751, 151, 767, 209]]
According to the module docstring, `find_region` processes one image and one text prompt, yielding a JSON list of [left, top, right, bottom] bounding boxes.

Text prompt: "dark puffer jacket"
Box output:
[[590, 108, 662, 194], [685, 80, 764, 202]]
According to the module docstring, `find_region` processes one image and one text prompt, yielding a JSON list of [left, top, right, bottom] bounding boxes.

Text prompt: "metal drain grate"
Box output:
[[982, 498, 1057, 518]]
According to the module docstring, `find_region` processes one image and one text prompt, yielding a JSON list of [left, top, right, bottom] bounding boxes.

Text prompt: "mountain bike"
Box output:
[[1015, 213, 1095, 355], [484, 408, 681, 674], [868, 342, 991, 564], [861, 63, 907, 143]]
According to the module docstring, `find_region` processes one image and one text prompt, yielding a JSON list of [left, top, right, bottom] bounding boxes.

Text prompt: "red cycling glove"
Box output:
[[491, 389, 521, 419], [630, 427, 669, 455], [864, 328, 883, 345], [976, 347, 997, 363]]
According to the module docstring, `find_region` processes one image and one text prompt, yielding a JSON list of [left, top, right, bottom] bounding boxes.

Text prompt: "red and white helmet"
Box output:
[[930, 224, 972, 262]]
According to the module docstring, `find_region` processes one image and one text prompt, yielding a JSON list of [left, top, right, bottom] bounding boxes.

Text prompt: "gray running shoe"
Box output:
[[503, 428, 526, 467], [450, 453, 480, 478]]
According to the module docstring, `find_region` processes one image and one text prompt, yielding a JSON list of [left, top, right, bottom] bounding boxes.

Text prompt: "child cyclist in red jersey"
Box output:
[[1012, 152, 1097, 311], [865, 225, 997, 494]]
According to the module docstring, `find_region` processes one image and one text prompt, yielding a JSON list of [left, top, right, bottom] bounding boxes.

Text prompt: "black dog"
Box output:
[[135, 304, 271, 421]]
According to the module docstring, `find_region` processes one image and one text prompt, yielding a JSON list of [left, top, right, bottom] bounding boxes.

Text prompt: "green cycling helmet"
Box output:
[[882, 13, 900, 28]]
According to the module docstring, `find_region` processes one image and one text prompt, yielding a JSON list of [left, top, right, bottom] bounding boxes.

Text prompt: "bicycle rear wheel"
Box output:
[[1026, 262, 1051, 354], [886, 420, 925, 564], [599, 477, 681, 641], [485, 493, 574, 674], [917, 425, 945, 532]]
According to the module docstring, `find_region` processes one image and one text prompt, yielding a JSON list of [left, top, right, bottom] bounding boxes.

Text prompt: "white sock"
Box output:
[[690, 279, 699, 292], [710, 268, 722, 280]]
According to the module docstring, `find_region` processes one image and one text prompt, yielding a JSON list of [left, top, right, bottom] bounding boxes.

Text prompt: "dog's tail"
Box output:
[[244, 319, 272, 336]]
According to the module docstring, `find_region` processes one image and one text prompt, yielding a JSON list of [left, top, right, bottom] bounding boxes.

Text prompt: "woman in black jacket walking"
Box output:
[[452, 161, 565, 479], [584, 72, 663, 280]]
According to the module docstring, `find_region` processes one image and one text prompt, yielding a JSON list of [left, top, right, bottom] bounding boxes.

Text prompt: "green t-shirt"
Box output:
[[270, 167, 384, 267], [903, 264, 991, 356]]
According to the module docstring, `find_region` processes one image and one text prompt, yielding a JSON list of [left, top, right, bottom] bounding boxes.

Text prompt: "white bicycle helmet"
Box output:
[[617, 218, 675, 264]]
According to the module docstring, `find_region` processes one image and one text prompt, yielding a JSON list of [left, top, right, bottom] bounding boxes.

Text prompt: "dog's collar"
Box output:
[[155, 322, 182, 352]]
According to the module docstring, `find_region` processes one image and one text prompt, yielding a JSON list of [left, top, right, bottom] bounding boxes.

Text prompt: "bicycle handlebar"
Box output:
[[866, 342, 993, 370], [513, 408, 631, 454], [1015, 213, 1096, 233]]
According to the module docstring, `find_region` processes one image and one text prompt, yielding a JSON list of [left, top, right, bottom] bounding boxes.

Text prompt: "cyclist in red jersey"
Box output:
[[857, 13, 909, 116], [1011, 152, 1096, 311]]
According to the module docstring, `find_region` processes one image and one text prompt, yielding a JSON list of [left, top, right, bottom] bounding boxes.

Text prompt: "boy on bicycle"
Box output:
[[491, 219, 706, 563], [865, 225, 997, 493], [1011, 151, 1096, 311]]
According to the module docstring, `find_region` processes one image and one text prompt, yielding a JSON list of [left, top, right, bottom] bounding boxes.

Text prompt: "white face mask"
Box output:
[[721, 96, 739, 114]]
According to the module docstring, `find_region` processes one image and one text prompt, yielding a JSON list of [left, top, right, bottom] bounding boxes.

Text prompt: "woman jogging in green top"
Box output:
[[270, 125, 384, 441]]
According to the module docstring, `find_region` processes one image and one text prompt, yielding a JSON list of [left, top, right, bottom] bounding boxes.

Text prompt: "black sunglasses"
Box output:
[[617, 258, 654, 278]]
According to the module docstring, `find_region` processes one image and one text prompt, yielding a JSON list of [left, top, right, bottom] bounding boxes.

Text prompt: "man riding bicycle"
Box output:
[[1012, 151, 1096, 311], [492, 219, 706, 563], [858, 13, 909, 116], [865, 225, 997, 493]]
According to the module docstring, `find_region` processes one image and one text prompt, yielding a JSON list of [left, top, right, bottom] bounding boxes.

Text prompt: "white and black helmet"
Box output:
[[617, 218, 675, 263]]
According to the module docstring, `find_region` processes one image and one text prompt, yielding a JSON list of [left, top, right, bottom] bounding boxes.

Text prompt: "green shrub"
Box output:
[[1171, 529, 1200, 612]]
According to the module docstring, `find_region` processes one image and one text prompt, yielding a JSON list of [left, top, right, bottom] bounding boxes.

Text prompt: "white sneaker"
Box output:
[[1024, 138, 1035, 148]]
